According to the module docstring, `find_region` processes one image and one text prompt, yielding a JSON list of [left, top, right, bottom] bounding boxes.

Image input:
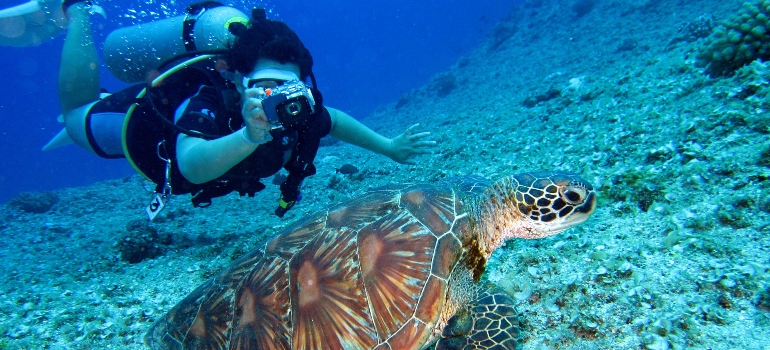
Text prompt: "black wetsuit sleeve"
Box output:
[[313, 106, 333, 137], [175, 86, 225, 136]]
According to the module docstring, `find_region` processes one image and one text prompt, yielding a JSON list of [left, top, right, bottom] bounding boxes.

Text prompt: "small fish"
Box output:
[[335, 164, 359, 175]]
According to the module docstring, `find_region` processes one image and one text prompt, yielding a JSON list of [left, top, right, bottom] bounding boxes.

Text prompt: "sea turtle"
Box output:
[[145, 171, 596, 349]]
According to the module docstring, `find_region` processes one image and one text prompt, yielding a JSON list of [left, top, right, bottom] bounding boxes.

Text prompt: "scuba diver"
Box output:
[[6, 0, 435, 219]]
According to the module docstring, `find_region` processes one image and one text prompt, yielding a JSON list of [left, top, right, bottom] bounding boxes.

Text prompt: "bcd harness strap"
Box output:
[[182, 1, 225, 52]]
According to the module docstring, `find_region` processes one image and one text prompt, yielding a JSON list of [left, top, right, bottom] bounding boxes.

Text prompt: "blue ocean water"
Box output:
[[0, 0, 515, 204]]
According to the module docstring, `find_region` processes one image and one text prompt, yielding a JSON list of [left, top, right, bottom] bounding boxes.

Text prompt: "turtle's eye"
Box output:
[[560, 183, 587, 204]]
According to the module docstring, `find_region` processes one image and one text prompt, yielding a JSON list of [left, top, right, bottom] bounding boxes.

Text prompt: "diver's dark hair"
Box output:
[[228, 12, 313, 80]]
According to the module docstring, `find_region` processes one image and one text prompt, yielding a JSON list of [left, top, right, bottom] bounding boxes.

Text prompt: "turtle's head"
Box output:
[[480, 171, 596, 250], [511, 171, 596, 237]]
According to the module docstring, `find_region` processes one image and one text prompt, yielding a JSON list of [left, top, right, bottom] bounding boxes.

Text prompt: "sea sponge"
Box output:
[[695, 0, 770, 77]]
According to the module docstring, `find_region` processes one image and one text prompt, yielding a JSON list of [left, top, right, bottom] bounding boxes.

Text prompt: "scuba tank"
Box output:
[[103, 1, 248, 83]]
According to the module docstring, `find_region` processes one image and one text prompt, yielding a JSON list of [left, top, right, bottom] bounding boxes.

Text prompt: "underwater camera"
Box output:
[[258, 80, 316, 130]]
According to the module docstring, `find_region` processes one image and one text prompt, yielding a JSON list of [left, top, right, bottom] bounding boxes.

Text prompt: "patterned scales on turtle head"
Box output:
[[144, 171, 596, 350]]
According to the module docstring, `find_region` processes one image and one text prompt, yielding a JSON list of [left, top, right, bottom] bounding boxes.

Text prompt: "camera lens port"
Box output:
[[285, 101, 302, 116]]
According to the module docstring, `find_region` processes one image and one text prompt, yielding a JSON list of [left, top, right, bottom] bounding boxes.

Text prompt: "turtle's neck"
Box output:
[[470, 177, 537, 261]]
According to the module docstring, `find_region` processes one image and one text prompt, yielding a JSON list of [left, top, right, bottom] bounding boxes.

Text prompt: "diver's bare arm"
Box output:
[[176, 133, 259, 184], [327, 107, 392, 157], [327, 107, 435, 165]]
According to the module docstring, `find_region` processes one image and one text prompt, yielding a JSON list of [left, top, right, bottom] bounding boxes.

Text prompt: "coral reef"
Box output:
[[616, 38, 639, 52], [431, 72, 458, 97], [521, 76, 598, 110], [7, 191, 59, 214], [489, 21, 518, 52], [522, 87, 561, 107], [114, 219, 172, 264], [572, 0, 596, 19], [731, 59, 770, 106], [696, 0, 770, 77], [669, 14, 716, 46]]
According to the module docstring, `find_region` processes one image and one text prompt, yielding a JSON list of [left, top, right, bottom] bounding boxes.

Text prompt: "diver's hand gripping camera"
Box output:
[[256, 80, 316, 130]]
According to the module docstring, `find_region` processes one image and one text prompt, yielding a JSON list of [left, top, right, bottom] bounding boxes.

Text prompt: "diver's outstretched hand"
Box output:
[[388, 123, 436, 165]]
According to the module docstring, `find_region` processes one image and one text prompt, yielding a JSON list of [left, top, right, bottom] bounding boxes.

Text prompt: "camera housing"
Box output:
[[258, 80, 316, 130]]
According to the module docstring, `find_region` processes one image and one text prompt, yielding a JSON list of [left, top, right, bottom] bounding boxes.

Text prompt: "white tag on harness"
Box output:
[[146, 193, 166, 221]]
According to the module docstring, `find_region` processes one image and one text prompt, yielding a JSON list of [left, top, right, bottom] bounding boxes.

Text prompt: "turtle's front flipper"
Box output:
[[437, 284, 520, 350]]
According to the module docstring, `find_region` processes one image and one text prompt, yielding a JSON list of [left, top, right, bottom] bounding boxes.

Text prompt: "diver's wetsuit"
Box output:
[[176, 85, 332, 190], [81, 81, 331, 204]]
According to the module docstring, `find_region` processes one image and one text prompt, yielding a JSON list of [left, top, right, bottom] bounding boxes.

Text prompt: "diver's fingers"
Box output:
[[412, 140, 437, 148], [242, 99, 265, 120], [243, 97, 264, 111], [403, 123, 420, 135], [409, 147, 433, 155], [408, 131, 431, 140]]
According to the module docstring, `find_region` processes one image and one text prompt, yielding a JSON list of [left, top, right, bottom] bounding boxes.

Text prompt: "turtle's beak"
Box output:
[[540, 191, 597, 236], [570, 191, 597, 222]]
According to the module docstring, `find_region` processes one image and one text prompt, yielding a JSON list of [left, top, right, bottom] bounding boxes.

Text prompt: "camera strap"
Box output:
[[274, 104, 331, 217]]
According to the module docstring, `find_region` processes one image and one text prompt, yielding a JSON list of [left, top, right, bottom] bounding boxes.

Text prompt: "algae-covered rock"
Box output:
[[732, 59, 770, 107], [7, 191, 59, 214], [669, 14, 716, 46], [696, 0, 770, 77], [114, 219, 172, 264]]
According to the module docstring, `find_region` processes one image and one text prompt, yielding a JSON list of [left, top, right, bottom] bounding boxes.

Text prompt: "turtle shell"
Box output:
[[145, 176, 489, 350]]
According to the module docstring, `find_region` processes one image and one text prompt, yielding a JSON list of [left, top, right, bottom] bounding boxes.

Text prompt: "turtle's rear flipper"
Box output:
[[436, 285, 520, 350]]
